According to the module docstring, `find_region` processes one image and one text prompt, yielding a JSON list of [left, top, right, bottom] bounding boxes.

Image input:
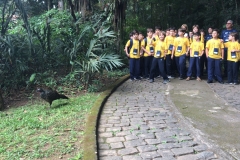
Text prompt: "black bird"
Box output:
[[37, 88, 69, 107]]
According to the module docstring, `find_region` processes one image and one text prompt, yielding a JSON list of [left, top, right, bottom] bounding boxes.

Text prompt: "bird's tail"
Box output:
[[59, 94, 69, 99]]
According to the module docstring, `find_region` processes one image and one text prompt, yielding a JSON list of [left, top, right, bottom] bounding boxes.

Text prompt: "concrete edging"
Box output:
[[82, 74, 130, 160]]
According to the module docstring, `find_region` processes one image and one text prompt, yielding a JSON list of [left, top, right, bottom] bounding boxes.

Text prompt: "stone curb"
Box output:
[[82, 74, 130, 160]]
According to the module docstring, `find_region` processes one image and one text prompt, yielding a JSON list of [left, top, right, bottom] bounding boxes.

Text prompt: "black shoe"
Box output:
[[218, 81, 224, 84], [207, 80, 213, 83], [149, 79, 154, 83]]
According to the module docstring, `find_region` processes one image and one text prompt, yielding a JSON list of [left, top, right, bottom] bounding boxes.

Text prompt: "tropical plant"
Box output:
[[69, 17, 123, 88]]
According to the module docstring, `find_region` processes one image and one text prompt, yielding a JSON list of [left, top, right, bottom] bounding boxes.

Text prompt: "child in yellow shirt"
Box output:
[[172, 28, 190, 80], [224, 32, 240, 84], [164, 27, 175, 78], [205, 29, 224, 83], [149, 32, 169, 84], [141, 28, 155, 79], [186, 32, 204, 81], [125, 30, 142, 81]]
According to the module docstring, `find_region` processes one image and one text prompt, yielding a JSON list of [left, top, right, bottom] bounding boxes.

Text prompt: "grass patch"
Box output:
[[0, 93, 98, 160]]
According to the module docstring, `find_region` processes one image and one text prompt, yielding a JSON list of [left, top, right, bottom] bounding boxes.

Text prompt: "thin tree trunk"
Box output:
[[234, 0, 238, 24], [67, 0, 77, 22], [58, 0, 63, 10], [48, 0, 53, 10], [0, 89, 4, 110], [80, 0, 87, 20]]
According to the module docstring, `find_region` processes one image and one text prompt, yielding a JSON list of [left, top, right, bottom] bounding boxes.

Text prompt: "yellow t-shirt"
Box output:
[[153, 35, 160, 42], [173, 37, 190, 57], [189, 37, 193, 45], [164, 36, 175, 55], [206, 39, 224, 59], [143, 37, 155, 57], [125, 39, 141, 59], [200, 34, 204, 43], [152, 41, 166, 58], [224, 41, 240, 62], [190, 41, 204, 57]]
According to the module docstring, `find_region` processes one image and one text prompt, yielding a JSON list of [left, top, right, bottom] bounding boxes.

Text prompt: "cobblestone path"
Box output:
[[209, 83, 240, 111], [97, 79, 225, 160]]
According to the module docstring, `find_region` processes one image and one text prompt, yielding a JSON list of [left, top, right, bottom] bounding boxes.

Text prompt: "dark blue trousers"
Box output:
[[139, 57, 145, 77], [175, 54, 186, 78], [144, 56, 153, 78], [200, 53, 208, 76], [223, 50, 228, 76], [129, 58, 140, 80], [187, 57, 200, 77], [227, 61, 238, 83], [165, 54, 173, 76], [150, 58, 168, 80], [207, 57, 222, 82]]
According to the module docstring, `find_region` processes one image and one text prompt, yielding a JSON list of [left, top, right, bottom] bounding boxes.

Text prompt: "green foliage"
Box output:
[[123, 0, 240, 41], [0, 1, 123, 93], [0, 93, 97, 159], [107, 68, 129, 78]]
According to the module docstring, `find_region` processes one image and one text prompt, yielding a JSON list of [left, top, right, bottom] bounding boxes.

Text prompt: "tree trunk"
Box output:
[[0, 89, 4, 110], [48, 0, 53, 10], [80, 0, 87, 20], [67, 0, 77, 22], [58, 0, 64, 11]]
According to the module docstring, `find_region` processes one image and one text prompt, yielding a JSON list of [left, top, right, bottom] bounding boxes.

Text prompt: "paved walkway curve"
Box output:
[[97, 79, 226, 160]]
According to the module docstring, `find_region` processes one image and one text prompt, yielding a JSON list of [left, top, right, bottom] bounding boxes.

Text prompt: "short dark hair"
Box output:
[[212, 29, 219, 33], [230, 32, 239, 40], [132, 30, 139, 35], [178, 28, 186, 33], [169, 27, 175, 31], [155, 26, 161, 31], [193, 32, 200, 36], [147, 28, 154, 33]]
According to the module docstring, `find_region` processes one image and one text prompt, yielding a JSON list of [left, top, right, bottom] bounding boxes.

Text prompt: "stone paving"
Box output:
[[209, 82, 240, 111], [97, 78, 225, 160]]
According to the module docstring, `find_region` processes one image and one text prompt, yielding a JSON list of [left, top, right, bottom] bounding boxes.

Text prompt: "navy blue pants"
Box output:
[[144, 56, 153, 78], [227, 61, 238, 83], [223, 50, 228, 76], [165, 54, 173, 76], [207, 57, 222, 82], [175, 54, 186, 78], [129, 58, 140, 80], [187, 57, 200, 77], [150, 58, 168, 80], [139, 57, 145, 77], [200, 53, 207, 76]]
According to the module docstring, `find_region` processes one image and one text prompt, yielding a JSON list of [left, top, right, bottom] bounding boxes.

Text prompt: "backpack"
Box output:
[[127, 39, 133, 54], [127, 39, 141, 54], [143, 37, 155, 53]]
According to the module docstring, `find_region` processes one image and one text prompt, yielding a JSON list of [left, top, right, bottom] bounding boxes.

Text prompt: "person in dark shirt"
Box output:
[[221, 20, 237, 77], [205, 27, 213, 42]]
